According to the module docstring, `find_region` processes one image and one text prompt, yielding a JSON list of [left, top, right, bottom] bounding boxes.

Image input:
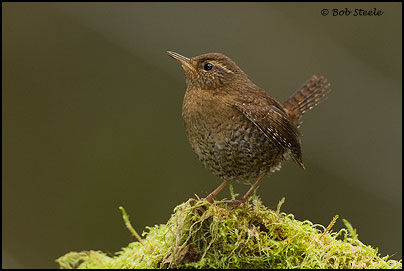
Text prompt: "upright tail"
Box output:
[[283, 75, 331, 127]]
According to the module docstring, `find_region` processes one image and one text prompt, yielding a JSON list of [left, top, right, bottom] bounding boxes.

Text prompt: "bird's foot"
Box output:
[[203, 195, 215, 203], [224, 198, 246, 207]]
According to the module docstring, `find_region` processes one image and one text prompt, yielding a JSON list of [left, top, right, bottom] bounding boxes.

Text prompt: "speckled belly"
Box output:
[[183, 108, 286, 182]]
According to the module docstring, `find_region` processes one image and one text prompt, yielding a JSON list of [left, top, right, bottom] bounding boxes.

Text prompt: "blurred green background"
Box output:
[[2, 3, 402, 268]]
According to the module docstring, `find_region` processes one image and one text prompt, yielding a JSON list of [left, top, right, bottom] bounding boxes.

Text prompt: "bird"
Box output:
[[167, 51, 331, 205]]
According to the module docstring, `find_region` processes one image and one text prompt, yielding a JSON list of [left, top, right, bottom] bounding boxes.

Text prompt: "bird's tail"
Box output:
[[283, 75, 331, 127]]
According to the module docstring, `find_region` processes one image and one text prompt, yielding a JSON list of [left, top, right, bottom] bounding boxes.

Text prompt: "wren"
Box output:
[[167, 51, 331, 205]]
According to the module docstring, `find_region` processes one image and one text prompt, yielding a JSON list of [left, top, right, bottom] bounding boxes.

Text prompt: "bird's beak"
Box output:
[[167, 51, 196, 72]]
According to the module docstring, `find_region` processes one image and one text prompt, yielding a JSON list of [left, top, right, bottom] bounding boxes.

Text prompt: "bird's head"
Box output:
[[167, 51, 248, 91]]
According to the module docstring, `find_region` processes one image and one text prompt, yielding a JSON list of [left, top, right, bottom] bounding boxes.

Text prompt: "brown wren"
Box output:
[[167, 51, 331, 205]]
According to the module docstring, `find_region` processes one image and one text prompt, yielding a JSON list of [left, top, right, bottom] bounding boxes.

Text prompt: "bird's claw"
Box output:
[[223, 199, 246, 207]]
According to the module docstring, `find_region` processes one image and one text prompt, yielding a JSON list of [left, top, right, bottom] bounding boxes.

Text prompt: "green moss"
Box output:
[[57, 196, 401, 269]]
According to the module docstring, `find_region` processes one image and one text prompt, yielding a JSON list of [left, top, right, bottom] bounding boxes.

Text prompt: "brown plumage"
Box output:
[[283, 75, 331, 128], [167, 51, 331, 205]]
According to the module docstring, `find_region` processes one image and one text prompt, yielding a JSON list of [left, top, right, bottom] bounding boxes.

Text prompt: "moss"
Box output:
[[57, 196, 401, 269]]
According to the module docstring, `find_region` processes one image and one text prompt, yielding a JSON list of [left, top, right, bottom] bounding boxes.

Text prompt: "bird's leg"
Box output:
[[241, 171, 267, 201], [227, 171, 267, 206], [204, 179, 230, 203]]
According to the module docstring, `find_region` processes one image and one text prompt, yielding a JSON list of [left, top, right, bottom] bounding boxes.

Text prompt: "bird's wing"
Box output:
[[233, 99, 305, 169]]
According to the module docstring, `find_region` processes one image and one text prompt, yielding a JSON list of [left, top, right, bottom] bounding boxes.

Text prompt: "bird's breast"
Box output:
[[182, 89, 237, 151]]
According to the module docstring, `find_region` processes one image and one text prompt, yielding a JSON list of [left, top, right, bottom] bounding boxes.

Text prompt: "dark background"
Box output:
[[2, 3, 402, 268]]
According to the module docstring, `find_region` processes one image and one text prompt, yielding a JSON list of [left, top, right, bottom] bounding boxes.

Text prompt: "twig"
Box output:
[[119, 206, 144, 245]]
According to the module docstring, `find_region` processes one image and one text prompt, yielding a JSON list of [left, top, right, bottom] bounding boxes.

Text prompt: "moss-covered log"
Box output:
[[57, 196, 401, 269]]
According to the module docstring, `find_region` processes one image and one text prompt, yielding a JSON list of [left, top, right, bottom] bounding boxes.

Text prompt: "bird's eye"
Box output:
[[203, 63, 213, 71]]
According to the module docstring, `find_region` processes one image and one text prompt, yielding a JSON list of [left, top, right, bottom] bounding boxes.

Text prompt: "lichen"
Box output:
[[57, 195, 401, 269]]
